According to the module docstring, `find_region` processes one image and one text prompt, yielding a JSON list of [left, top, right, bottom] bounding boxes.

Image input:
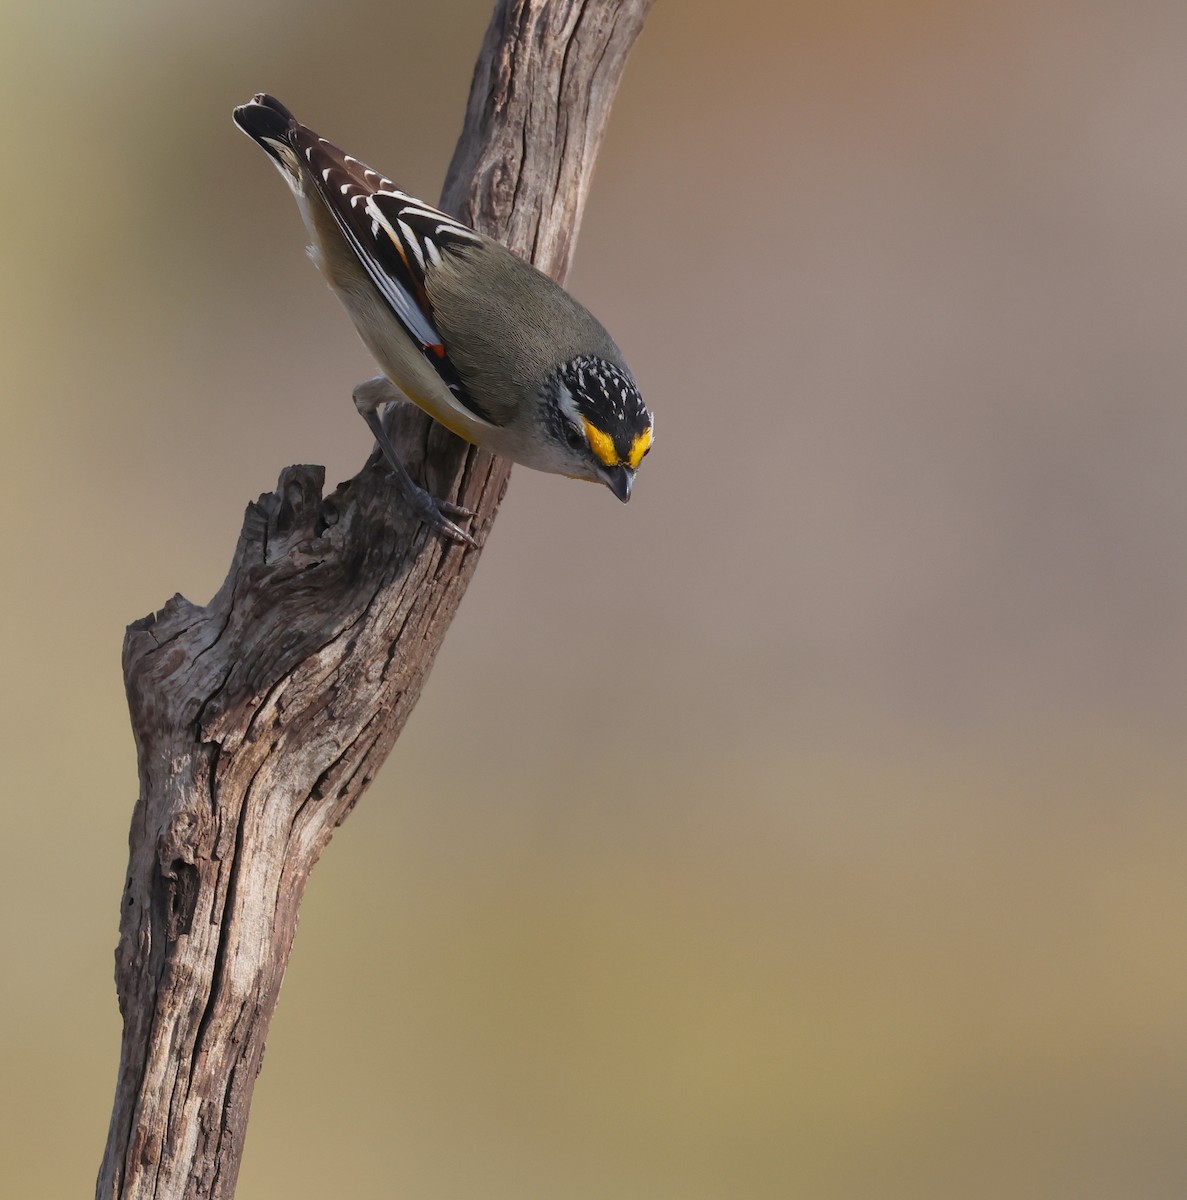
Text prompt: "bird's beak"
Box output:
[[598, 465, 634, 503]]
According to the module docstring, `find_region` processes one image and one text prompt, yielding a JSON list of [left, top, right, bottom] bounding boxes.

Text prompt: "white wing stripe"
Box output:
[[353, 198, 441, 346], [398, 220, 426, 272]]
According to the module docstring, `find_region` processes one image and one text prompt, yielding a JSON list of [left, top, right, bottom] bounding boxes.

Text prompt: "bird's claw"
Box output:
[[388, 473, 479, 547], [423, 505, 479, 548]]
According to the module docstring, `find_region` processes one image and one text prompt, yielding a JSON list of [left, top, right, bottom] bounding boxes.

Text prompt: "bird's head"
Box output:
[[544, 356, 653, 501]]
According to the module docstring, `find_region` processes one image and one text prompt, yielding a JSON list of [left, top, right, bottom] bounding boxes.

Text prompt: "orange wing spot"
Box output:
[[583, 420, 620, 468], [386, 230, 411, 272], [428, 343, 447, 358], [626, 426, 653, 470]]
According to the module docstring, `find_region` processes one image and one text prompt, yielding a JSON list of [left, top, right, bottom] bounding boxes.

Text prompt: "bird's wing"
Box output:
[[290, 128, 498, 424]]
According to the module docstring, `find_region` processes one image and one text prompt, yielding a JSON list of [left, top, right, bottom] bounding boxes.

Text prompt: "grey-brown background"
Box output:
[[3, 1, 1186, 1196]]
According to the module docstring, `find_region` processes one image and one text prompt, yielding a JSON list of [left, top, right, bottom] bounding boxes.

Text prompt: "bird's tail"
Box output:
[[233, 93, 302, 177]]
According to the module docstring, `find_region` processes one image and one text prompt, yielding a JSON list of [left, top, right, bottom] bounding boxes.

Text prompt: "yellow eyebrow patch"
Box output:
[[626, 426, 652, 470], [583, 419, 620, 468]]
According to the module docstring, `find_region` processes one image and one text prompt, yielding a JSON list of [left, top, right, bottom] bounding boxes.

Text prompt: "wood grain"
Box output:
[[96, 3, 654, 1196]]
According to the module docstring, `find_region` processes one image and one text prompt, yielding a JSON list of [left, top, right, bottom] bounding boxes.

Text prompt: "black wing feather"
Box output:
[[288, 127, 494, 422]]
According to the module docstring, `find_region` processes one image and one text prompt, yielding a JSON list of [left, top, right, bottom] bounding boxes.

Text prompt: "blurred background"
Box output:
[[3, 0, 1187, 1196]]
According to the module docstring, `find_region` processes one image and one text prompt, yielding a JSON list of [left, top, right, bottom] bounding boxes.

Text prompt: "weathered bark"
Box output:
[[96, 3, 654, 1197]]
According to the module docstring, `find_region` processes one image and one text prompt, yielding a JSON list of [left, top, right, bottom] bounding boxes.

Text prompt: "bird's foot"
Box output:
[[389, 474, 479, 547]]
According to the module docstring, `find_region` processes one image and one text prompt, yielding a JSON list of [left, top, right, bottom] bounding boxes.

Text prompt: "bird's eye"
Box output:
[[564, 423, 586, 451]]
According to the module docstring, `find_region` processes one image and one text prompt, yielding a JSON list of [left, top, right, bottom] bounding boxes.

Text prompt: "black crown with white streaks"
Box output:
[[555, 357, 651, 457]]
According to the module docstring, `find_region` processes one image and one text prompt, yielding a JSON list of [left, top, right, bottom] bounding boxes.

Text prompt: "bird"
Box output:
[[232, 93, 654, 545]]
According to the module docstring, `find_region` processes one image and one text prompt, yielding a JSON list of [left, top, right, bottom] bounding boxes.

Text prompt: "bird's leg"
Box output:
[[353, 377, 477, 546]]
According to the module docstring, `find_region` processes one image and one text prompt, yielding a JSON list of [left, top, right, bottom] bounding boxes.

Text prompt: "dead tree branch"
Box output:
[[96, 3, 654, 1196]]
